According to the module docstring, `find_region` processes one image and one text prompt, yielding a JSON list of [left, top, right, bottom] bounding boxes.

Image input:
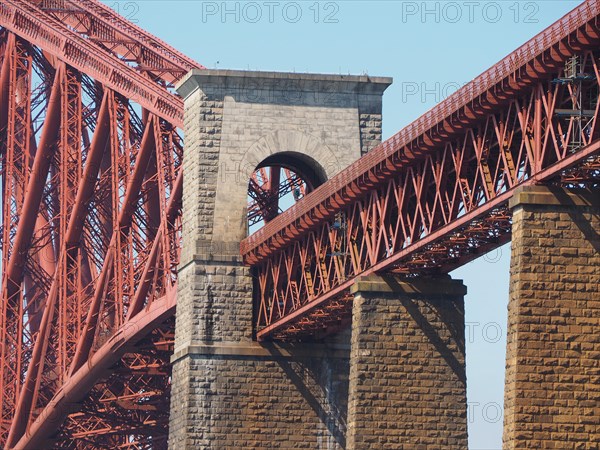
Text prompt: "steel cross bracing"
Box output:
[[31, 0, 203, 86], [0, 0, 203, 448], [248, 167, 309, 227], [242, 0, 600, 341], [0, 0, 191, 127]]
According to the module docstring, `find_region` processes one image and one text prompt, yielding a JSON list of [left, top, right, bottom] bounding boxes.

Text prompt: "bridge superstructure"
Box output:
[[0, 0, 598, 449], [242, 1, 600, 340]]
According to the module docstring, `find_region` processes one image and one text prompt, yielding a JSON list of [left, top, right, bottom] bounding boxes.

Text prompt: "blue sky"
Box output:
[[104, 1, 584, 447]]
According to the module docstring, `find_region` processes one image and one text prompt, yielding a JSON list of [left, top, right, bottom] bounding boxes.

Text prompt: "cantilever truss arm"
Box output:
[[0, 0, 185, 126], [33, 0, 204, 84], [6, 90, 111, 447], [0, 1, 186, 446]]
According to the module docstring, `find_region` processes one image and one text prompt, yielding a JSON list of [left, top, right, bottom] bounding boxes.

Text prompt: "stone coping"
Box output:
[[176, 68, 393, 99], [350, 274, 467, 297], [171, 342, 351, 363]]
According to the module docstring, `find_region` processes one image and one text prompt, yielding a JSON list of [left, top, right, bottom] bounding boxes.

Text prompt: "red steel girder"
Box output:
[[243, 0, 600, 260], [243, 1, 600, 340], [0, 31, 35, 441], [33, 0, 204, 85], [6, 87, 110, 447], [248, 166, 309, 227], [4, 61, 63, 306], [0, 1, 186, 446], [12, 290, 176, 450], [0, 0, 191, 126], [1, 0, 599, 446]]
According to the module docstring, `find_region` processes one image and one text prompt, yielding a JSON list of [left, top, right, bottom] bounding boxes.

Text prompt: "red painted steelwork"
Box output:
[[248, 166, 310, 228], [1, 0, 600, 446], [0, 0, 188, 126], [242, 1, 600, 340], [0, 0, 202, 447], [33, 0, 203, 86]]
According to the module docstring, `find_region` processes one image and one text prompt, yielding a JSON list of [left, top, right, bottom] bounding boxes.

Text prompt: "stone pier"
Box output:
[[347, 275, 468, 449], [503, 186, 600, 448]]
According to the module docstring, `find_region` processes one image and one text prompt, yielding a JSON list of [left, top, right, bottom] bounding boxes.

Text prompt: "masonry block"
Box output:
[[169, 340, 350, 449], [347, 275, 468, 449], [503, 185, 600, 448]]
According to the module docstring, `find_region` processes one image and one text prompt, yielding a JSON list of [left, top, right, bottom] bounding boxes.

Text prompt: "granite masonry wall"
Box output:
[[347, 275, 468, 449]]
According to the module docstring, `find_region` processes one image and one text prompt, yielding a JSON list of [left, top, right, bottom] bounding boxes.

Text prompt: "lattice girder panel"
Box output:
[[0, 0, 185, 126], [32, 0, 203, 86], [243, 0, 600, 261], [0, 18, 183, 450], [246, 37, 600, 340], [248, 166, 310, 228], [54, 320, 175, 450]]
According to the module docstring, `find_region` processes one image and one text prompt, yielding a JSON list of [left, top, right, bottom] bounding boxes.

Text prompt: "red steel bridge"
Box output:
[[1, 0, 600, 448]]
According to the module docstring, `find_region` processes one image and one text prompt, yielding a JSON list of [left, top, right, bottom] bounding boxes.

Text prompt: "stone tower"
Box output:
[[168, 69, 391, 449]]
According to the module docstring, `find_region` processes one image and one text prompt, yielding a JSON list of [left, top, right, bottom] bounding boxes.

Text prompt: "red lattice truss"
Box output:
[[242, 1, 600, 341], [0, 0, 202, 448]]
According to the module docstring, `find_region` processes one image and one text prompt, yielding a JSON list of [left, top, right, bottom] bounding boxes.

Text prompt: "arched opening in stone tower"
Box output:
[[247, 152, 327, 233]]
